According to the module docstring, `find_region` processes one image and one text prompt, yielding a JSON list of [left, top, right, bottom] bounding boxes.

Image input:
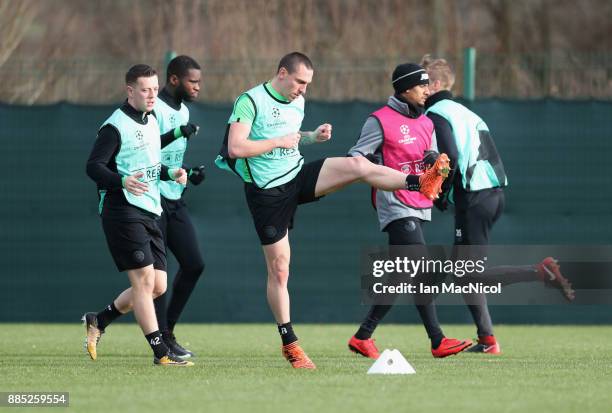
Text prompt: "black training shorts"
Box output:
[[101, 216, 167, 272], [244, 159, 326, 245]]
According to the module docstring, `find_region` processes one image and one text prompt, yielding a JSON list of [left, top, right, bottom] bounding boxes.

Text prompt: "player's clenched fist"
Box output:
[[171, 168, 188, 185], [315, 123, 332, 142]]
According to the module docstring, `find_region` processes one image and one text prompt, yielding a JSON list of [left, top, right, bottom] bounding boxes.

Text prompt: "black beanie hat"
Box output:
[[392, 63, 429, 93]]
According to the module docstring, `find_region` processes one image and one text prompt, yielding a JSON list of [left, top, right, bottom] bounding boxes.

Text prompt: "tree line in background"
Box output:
[[1, 0, 610, 104]]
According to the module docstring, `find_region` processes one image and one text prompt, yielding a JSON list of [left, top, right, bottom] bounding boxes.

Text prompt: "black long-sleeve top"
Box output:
[[86, 101, 176, 220]]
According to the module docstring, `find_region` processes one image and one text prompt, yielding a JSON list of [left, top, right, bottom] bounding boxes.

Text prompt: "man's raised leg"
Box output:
[[314, 155, 449, 199], [314, 156, 406, 197]]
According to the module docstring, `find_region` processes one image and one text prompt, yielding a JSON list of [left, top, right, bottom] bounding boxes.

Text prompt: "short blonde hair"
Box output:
[[420, 54, 455, 90]]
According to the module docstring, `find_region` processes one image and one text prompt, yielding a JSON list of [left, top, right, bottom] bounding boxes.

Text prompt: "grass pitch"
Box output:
[[1, 324, 610, 413]]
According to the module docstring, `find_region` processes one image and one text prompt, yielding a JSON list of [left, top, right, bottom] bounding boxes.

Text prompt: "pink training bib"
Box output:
[[371, 105, 434, 209]]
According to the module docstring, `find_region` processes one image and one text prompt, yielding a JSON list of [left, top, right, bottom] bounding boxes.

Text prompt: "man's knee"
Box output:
[[268, 255, 290, 285], [346, 155, 371, 178], [152, 280, 167, 298], [130, 268, 156, 292]]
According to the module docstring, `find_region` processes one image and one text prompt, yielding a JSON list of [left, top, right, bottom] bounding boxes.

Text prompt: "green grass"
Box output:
[[1, 324, 611, 413]]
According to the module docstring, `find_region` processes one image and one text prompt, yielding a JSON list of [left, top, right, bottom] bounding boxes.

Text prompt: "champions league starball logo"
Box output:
[[134, 130, 145, 148], [265, 107, 287, 128], [398, 124, 416, 144], [132, 130, 148, 150]]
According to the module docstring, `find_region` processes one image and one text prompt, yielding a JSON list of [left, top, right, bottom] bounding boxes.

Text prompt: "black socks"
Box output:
[[96, 302, 123, 331], [278, 322, 298, 346], [145, 330, 169, 359]]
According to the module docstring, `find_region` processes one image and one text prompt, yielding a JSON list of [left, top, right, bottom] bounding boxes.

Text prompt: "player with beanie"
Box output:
[[347, 62, 472, 359]]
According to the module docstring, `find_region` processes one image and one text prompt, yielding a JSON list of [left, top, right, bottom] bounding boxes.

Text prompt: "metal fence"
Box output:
[[1, 51, 611, 104]]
